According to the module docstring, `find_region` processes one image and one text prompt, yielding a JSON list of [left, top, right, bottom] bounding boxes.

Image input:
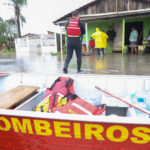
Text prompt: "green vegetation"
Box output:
[[50, 49, 66, 56], [37, 51, 42, 55], [50, 52, 61, 56], [63, 49, 67, 55], [2, 48, 15, 53], [6, 0, 27, 38], [0, 0, 27, 52], [37, 44, 41, 48], [0, 17, 17, 50]]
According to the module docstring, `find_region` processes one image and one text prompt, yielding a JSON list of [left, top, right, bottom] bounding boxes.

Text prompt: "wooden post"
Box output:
[[40, 34, 43, 47], [85, 23, 88, 52], [122, 19, 126, 54], [116, 0, 118, 12], [26, 37, 30, 52], [54, 33, 58, 53], [59, 25, 63, 55]]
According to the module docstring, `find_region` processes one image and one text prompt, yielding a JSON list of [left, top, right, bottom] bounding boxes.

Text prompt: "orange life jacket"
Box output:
[[53, 98, 106, 115], [35, 76, 106, 115], [42, 76, 76, 112], [67, 19, 81, 37]]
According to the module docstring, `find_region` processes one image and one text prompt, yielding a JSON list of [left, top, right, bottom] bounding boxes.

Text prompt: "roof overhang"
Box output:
[[53, 0, 99, 25], [80, 8, 150, 22], [55, 8, 150, 26]]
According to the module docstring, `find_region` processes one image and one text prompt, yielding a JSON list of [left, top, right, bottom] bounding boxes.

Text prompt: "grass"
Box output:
[[2, 49, 15, 53], [50, 52, 61, 56], [50, 49, 66, 56], [37, 51, 42, 55]]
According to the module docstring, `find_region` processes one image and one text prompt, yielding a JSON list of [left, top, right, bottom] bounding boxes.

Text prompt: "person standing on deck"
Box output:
[[129, 27, 138, 53], [63, 10, 85, 74]]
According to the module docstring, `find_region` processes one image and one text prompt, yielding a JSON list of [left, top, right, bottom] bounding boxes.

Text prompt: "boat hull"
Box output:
[[0, 109, 149, 150], [0, 73, 8, 77]]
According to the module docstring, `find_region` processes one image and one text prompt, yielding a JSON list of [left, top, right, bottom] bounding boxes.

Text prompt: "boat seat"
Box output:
[[0, 86, 40, 109]]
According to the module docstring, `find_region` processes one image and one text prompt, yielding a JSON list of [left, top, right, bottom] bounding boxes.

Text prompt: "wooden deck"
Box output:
[[0, 86, 40, 109]]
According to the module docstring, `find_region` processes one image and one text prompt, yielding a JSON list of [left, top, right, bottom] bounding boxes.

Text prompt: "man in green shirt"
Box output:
[[129, 27, 138, 53]]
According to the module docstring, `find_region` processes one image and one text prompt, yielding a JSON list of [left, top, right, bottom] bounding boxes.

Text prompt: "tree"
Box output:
[[0, 17, 6, 45], [0, 17, 17, 49], [7, 0, 27, 38], [0, 17, 3, 24]]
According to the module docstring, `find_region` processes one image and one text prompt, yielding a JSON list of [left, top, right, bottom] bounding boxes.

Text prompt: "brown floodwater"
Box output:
[[0, 52, 150, 75], [0, 52, 150, 93]]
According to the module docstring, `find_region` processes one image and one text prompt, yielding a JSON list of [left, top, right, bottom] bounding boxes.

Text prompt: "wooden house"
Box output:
[[54, 0, 150, 53]]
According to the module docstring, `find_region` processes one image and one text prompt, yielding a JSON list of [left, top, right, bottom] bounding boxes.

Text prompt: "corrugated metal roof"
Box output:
[[53, 0, 150, 25], [79, 8, 150, 22], [54, 8, 150, 25], [53, 0, 98, 24]]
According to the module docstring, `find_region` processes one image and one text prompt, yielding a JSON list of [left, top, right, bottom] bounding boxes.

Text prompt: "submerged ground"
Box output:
[[0, 52, 150, 75], [0, 52, 150, 93]]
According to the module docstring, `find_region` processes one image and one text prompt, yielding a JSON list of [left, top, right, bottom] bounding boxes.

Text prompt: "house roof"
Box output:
[[53, 0, 150, 25], [53, 0, 98, 24], [80, 8, 150, 22], [53, 8, 150, 25], [21, 33, 39, 38]]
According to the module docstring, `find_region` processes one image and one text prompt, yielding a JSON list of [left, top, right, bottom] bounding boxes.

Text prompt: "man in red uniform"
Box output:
[[63, 10, 85, 74]]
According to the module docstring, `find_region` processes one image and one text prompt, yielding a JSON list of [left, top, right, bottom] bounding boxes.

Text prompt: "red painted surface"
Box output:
[[0, 73, 9, 77], [0, 114, 150, 150]]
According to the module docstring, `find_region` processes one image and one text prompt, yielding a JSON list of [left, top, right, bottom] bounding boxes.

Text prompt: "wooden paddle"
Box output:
[[95, 86, 150, 116]]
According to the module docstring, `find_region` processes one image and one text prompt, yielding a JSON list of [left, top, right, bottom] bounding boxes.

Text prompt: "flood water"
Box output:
[[0, 52, 150, 75], [0, 51, 150, 93]]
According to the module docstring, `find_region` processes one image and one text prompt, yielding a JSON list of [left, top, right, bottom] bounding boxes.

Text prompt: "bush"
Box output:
[[37, 44, 41, 48], [63, 48, 66, 55], [37, 51, 42, 55], [50, 48, 66, 56], [3, 48, 15, 53], [50, 52, 61, 56]]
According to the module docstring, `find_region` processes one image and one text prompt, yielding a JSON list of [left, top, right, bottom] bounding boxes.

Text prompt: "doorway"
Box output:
[[56, 34, 65, 52], [125, 21, 143, 53], [112, 23, 122, 52]]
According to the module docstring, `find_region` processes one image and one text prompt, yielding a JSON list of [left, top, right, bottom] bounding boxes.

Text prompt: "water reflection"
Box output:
[[0, 52, 150, 100], [0, 52, 150, 75]]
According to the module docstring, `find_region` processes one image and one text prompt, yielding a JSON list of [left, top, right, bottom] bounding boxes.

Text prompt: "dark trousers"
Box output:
[[97, 48, 104, 55], [101, 48, 104, 55], [64, 37, 82, 71]]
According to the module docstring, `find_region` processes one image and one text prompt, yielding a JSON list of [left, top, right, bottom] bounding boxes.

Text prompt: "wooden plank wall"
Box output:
[[117, 0, 129, 11], [62, 0, 150, 23], [80, 0, 150, 15]]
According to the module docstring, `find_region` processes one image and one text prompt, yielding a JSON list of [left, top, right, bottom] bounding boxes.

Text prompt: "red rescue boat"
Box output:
[[0, 75, 150, 150], [0, 73, 9, 77]]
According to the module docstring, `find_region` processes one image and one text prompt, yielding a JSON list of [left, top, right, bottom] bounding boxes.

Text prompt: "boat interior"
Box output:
[[14, 90, 136, 118], [1, 75, 149, 118]]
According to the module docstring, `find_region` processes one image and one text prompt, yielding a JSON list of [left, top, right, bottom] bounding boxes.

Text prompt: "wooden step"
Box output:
[[0, 86, 40, 109]]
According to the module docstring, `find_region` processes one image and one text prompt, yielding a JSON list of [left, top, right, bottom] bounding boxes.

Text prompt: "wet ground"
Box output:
[[0, 51, 150, 93], [0, 52, 150, 75]]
